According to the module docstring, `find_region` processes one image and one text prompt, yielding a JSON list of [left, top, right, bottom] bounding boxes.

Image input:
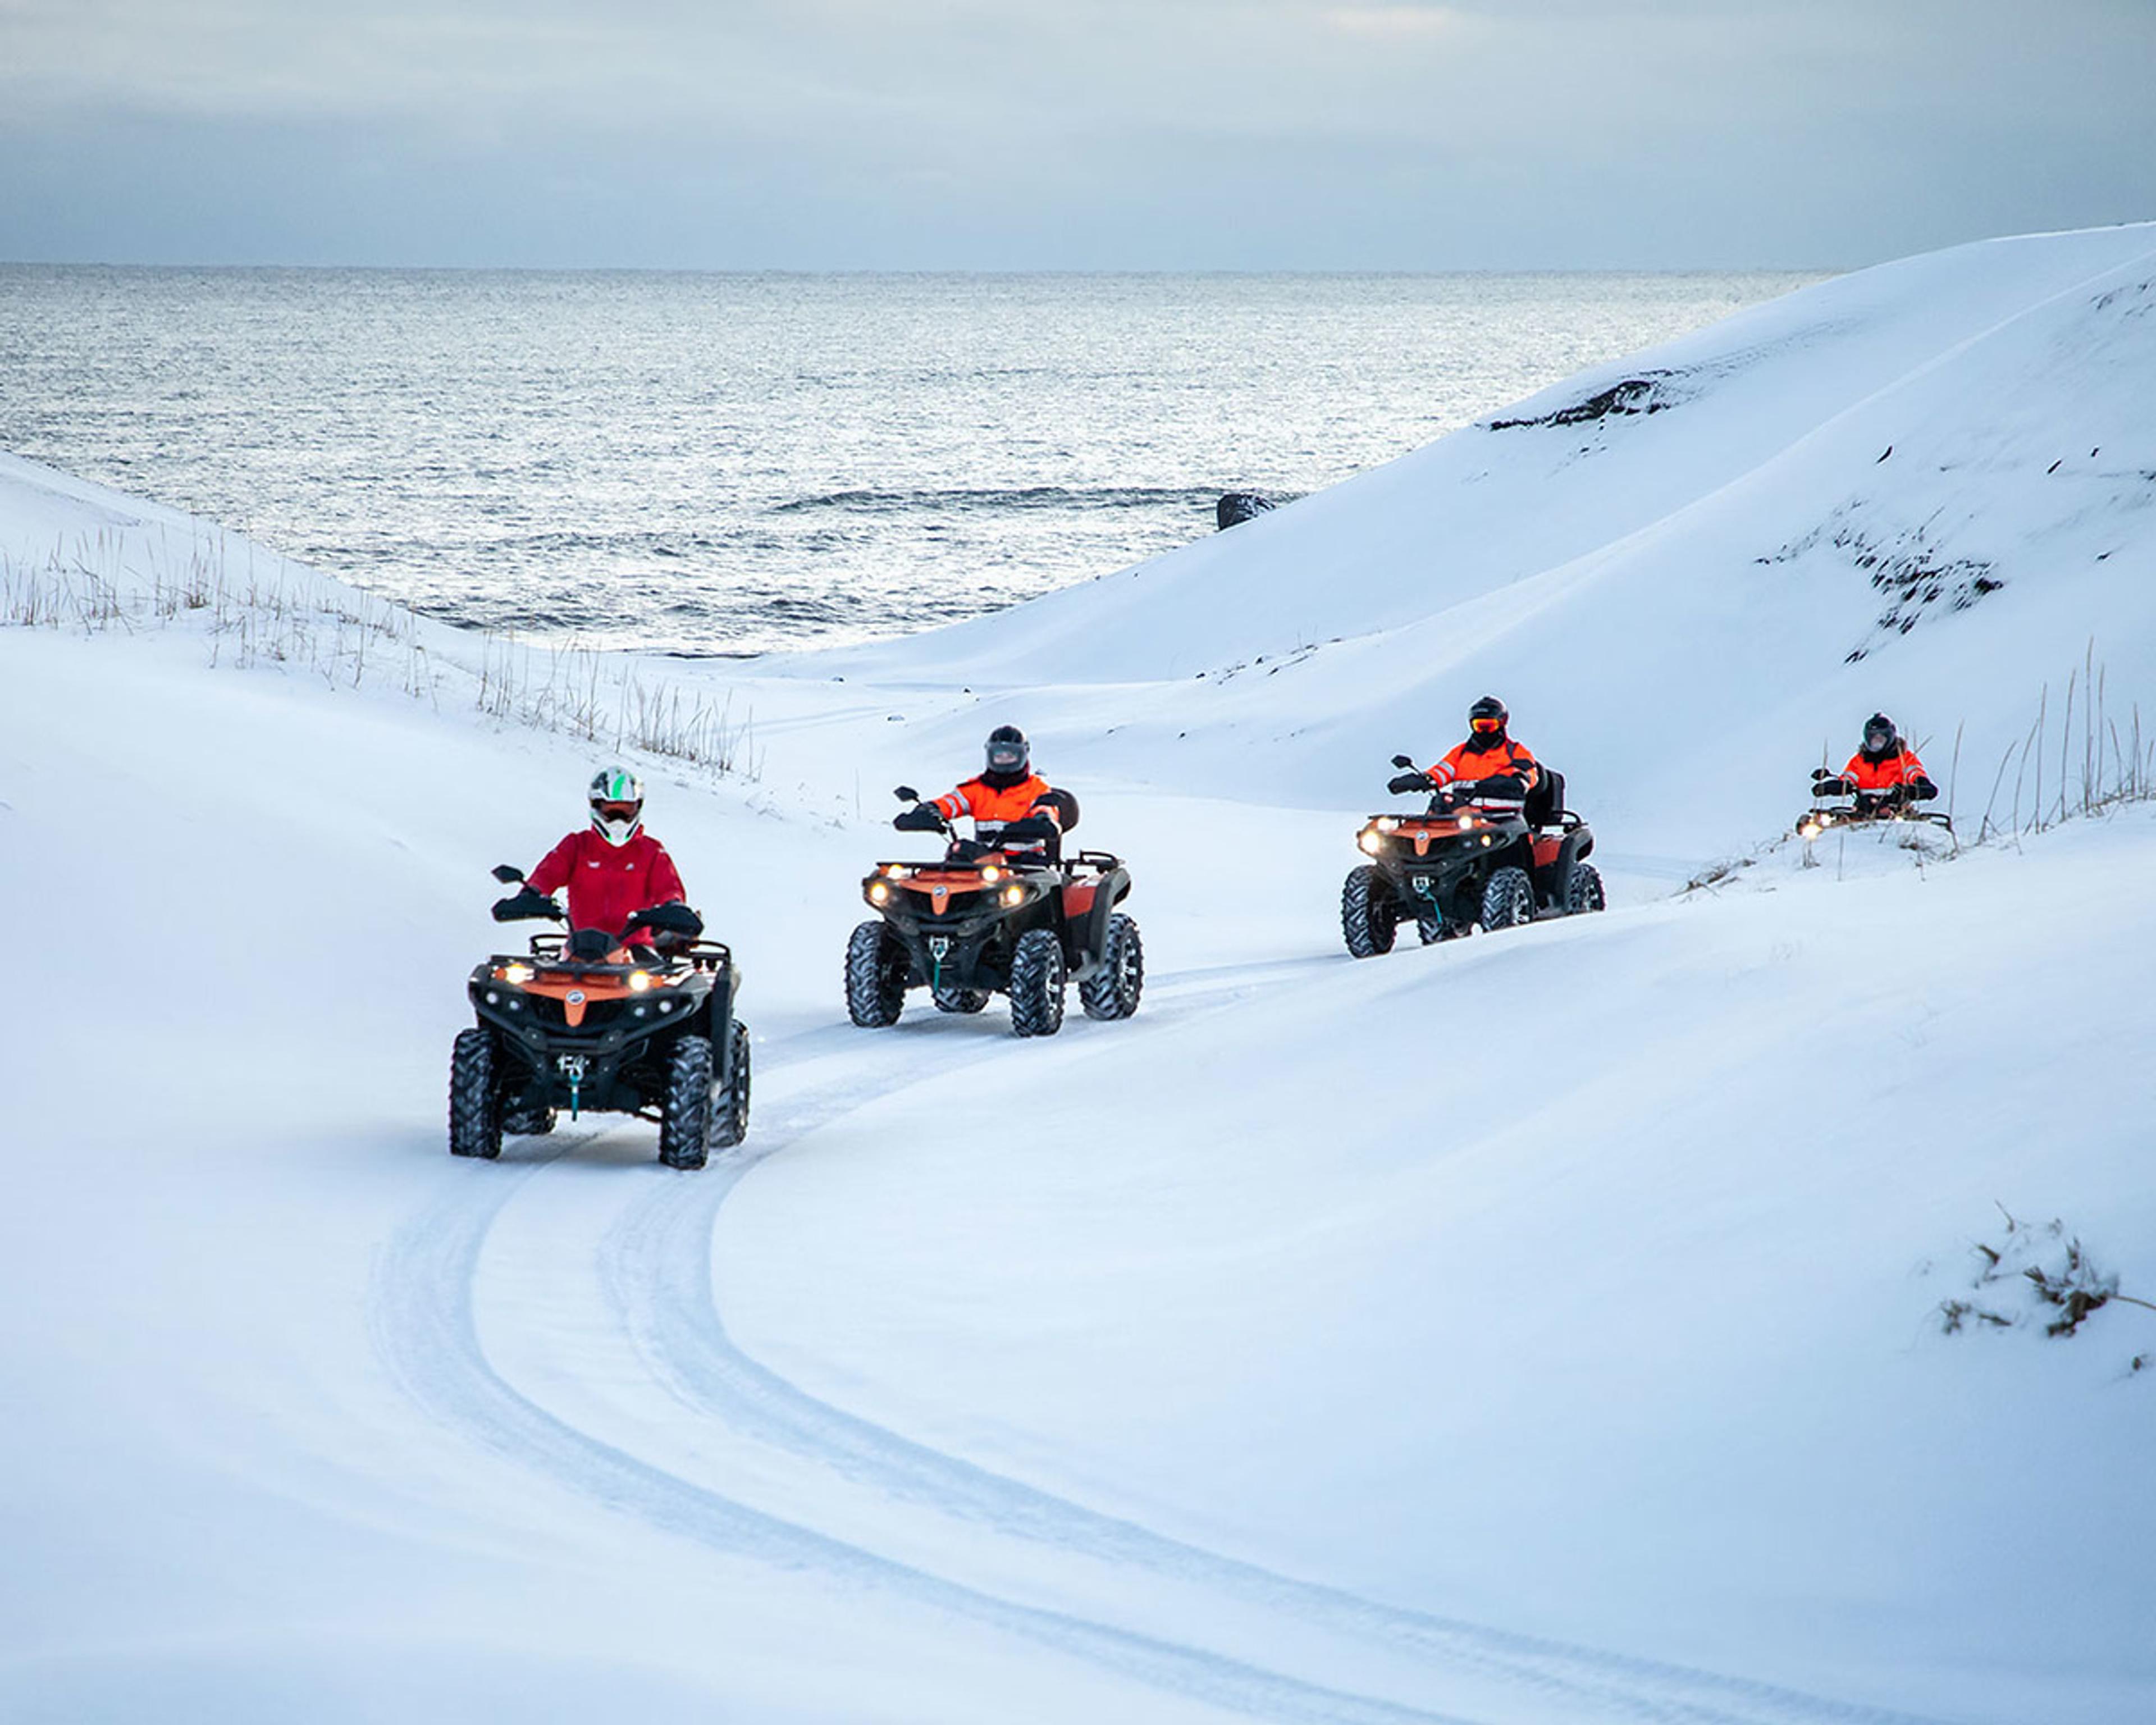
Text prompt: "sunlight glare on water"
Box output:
[[0, 268, 1819, 654]]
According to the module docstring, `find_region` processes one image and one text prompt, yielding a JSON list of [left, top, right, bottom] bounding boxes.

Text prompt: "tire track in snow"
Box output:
[[598, 962, 1949, 1725], [369, 998, 1476, 1725]]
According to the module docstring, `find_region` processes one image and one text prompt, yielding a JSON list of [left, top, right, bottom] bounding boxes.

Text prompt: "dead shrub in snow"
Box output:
[[1938, 1207, 2155, 1370], [6, 528, 762, 784], [1975, 648, 2156, 845]]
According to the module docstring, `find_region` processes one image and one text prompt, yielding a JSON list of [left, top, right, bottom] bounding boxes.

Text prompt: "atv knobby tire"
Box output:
[[1565, 862, 1606, 915], [1415, 908, 1445, 946], [931, 979, 990, 1014], [846, 920, 910, 1027], [1008, 928, 1067, 1037], [1079, 912, 1144, 1021], [710, 1021, 751, 1150], [449, 1028, 503, 1161], [660, 1034, 716, 1170], [1341, 864, 1399, 958], [1479, 865, 1535, 930]]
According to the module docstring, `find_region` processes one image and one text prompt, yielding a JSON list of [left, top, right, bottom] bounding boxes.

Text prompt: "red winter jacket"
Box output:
[[527, 828, 687, 947]]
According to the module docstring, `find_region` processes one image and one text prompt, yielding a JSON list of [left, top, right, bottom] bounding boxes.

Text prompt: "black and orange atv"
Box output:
[[846, 787, 1142, 1037], [448, 865, 750, 1168], [1341, 755, 1604, 957], [1796, 771, 1953, 841]]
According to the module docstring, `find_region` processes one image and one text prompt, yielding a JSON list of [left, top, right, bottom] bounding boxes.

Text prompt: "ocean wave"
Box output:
[[768, 485, 1226, 516]]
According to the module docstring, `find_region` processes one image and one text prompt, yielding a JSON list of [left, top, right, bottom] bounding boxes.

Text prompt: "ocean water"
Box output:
[[0, 267, 1818, 654]]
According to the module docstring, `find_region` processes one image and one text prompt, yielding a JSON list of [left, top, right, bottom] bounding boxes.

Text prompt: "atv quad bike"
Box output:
[[449, 864, 750, 1168], [846, 786, 1142, 1037], [1342, 755, 1604, 958], [1796, 770, 1953, 841]]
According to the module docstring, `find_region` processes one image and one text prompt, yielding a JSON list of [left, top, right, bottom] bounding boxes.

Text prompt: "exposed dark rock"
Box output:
[[1489, 373, 1676, 431], [1216, 491, 1277, 531]]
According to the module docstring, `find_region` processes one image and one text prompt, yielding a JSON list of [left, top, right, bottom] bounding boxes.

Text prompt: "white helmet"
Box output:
[[589, 765, 645, 846]]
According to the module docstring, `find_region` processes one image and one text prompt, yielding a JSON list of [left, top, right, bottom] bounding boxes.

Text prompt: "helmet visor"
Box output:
[[1864, 726, 1893, 751], [986, 743, 1027, 772], [593, 800, 642, 824]]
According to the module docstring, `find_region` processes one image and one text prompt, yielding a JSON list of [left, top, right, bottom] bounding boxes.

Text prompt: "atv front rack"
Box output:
[[1796, 804, 1954, 839], [515, 935, 733, 976]]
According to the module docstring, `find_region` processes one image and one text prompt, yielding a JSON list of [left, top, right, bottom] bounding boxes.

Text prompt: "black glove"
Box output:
[[1387, 771, 1434, 796], [1909, 775, 1939, 802], [993, 815, 1057, 843], [1810, 766, 1834, 782], [492, 888, 561, 923], [1812, 775, 1852, 797], [893, 804, 944, 832], [628, 901, 704, 941]]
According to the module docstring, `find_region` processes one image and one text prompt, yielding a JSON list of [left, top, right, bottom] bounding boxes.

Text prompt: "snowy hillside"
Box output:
[[796, 223, 2156, 862], [4, 226, 2155, 1725]]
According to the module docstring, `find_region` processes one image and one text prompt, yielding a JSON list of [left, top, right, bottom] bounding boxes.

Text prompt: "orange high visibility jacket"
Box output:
[[1842, 745, 1927, 791], [932, 773, 1061, 829], [1426, 736, 1540, 793]]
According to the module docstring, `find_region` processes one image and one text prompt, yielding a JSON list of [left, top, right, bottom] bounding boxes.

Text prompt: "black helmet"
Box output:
[[984, 724, 1030, 778], [1862, 713, 1898, 756], [1468, 695, 1508, 737]]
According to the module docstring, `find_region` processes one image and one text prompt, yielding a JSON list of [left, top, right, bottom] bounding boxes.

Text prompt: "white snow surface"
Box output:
[[5, 225, 2155, 1724]]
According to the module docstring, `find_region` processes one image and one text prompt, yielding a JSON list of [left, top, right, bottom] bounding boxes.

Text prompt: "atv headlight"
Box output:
[[628, 970, 652, 992], [1374, 817, 1400, 834], [1358, 827, 1385, 856], [1457, 815, 1474, 831], [868, 880, 891, 905], [981, 864, 1003, 884], [503, 962, 533, 984], [1001, 883, 1026, 906]]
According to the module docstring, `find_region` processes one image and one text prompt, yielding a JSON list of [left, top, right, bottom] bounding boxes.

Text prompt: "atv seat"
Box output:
[[1525, 768, 1566, 830]]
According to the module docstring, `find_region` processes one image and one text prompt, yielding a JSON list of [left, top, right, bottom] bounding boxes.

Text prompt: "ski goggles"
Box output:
[[1469, 716, 1505, 735], [593, 800, 642, 823]]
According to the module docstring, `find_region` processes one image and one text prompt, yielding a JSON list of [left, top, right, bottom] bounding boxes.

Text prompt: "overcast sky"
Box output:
[[2, 0, 2152, 270]]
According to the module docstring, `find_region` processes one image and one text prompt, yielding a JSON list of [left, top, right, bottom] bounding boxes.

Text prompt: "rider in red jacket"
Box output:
[[521, 766, 688, 948]]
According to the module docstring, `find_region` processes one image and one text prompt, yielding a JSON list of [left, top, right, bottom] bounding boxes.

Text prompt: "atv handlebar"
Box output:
[[625, 901, 705, 940], [893, 802, 949, 833]]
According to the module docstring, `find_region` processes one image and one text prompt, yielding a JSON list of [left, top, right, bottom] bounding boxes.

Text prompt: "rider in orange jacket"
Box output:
[[897, 725, 1067, 854], [1811, 714, 1938, 810], [1391, 696, 1541, 804]]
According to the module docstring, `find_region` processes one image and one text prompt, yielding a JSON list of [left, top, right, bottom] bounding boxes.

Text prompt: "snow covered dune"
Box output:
[[4, 226, 2154, 1724], [813, 223, 2156, 861]]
